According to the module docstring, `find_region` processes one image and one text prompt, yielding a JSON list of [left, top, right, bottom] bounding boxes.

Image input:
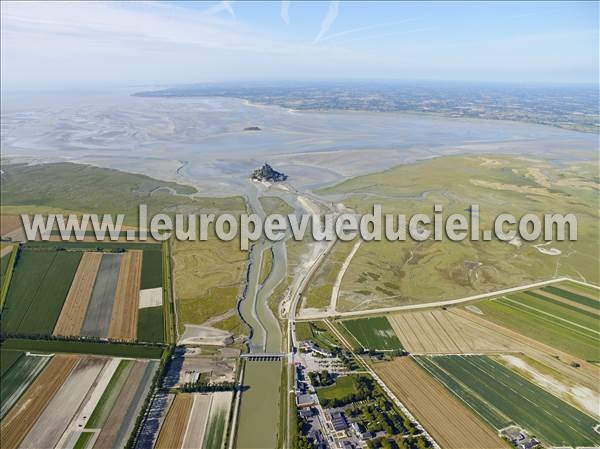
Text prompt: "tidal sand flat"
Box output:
[[2, 95, 596, 194]]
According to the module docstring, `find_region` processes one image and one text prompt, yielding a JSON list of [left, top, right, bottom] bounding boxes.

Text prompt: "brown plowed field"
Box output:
[[53, 252, 103, 337], [375, 358, 505, 449], [0, 355, 78, 449], [108, 250, 142, 341], [0, 245, 13, 258], [155, 393, 194, 449], [389, 309, 522, 354], [0, 215, 22, 235]]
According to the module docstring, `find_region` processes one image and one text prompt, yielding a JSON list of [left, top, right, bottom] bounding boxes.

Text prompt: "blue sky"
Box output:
[[1, 1, 598, 90]]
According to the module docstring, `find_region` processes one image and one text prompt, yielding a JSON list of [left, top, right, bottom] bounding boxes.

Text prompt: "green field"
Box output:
[[415, 355, 600, 447], [1, 339, 164, 359], [541, 284, 600, 310], [315, 375, 357, 402], [557, 282, 600, 301], [137, 306, 165, 343], [236, 361, 281, 449], [338, 316, 403, 351], [73, 432, 94, 449], [0, 246, 18, 309], [1, 250, 12, 278], [86, 359, 133, 428], [1, 248, 82, 335], [202, 392, 232, 449], [1, 352, 49, 418], [0, 349, 23, 376], [203, 405, 228, 449], [140, 249, 163, 289], [477, 291, 600, 361]]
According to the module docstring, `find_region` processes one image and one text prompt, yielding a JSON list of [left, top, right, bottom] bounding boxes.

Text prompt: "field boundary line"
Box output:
[[528, 289, 599, 316], [567, 279, 600, 290], [228, 360, 245, 449], [162, 240, 175, 345], [497, 297, 599, 339], [500, 296, 600, 335], [0, 244, 19, 311]]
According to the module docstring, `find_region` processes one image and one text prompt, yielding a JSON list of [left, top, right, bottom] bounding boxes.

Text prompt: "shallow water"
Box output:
[[2, 93, 596, 195]]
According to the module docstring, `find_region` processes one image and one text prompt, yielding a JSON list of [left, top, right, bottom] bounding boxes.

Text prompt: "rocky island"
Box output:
[[251, 163, 288, 182], [243, 126, 262, 131]]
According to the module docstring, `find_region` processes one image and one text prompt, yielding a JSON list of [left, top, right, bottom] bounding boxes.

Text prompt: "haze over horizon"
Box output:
[[1, 1, 598, 92]]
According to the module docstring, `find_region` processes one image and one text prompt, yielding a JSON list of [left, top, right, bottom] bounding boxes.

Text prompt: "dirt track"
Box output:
[[108, 250, 142, 341], [155, 393, 194, 449], [0, 355, 78, 449], [53, 252, 103, 337], [375, 358, 504, 449]]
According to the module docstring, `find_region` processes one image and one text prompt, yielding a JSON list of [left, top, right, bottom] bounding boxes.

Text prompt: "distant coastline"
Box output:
[[133, 82, 599, 134]]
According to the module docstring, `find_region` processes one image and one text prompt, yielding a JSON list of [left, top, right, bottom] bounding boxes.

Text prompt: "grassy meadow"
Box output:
[[137, 306, 165, 343], [302, 240, 355, 310], [1, 162, 198, 225], [173, 230, 247, 337], [315, 155, 599, 312], [315, 375, 357, 402]]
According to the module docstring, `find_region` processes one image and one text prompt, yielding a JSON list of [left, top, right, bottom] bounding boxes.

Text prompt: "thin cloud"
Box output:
[[281, 1, 290, 25], [313, 1, 340, 44], [336, 27, 436, 44], [204, 1, 235, 19], [318, 19, 418, 44]]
